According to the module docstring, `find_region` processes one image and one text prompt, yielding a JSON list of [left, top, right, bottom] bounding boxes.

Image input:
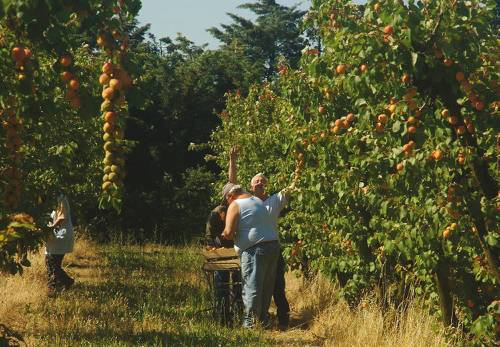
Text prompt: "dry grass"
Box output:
[[268, 273, 464, 347], [1, 240, 463, 346], [0, 236, 98, 330]]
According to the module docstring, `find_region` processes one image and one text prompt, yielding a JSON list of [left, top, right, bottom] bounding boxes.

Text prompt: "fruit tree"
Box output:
[[0, 0, 139, 274], [212, 0, 499, 343]]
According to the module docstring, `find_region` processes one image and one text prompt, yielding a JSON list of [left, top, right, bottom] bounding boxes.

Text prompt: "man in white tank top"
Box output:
[[226, 147, 296, 330], [221, 183, 280, 328]]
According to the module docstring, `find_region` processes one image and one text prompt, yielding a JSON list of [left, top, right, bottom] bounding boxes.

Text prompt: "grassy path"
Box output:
[[1, 238, 457, 346]]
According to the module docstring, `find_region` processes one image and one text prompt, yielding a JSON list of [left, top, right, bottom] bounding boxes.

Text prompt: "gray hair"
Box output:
[[250, 173, 268, 185], [227, 184, 246, 197]]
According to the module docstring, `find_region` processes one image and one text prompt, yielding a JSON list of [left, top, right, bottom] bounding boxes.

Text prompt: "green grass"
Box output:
[[22, 243, 273, 346]]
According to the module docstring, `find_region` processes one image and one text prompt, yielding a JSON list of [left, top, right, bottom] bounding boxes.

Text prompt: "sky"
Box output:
[[137, 0, 311, 49]]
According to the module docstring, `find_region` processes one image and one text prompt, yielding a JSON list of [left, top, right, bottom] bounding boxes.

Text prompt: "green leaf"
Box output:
[[392, 121, 401, 133]]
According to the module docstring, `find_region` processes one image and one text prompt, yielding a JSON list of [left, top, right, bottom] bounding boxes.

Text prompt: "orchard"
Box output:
[[212, 0, 499, 343]]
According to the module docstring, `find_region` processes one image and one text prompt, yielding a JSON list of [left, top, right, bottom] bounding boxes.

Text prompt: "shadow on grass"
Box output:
[[42, 326, 265, 347]]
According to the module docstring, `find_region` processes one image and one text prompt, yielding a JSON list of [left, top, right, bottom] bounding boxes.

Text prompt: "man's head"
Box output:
[[214, 205, 227, 221], [250, 173, 268, 197], [226, 184, 246, 204], [221, 183, 246, 204]]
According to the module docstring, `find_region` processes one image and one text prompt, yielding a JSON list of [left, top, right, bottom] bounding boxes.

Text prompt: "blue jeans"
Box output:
[[240, 241, 280, 328]]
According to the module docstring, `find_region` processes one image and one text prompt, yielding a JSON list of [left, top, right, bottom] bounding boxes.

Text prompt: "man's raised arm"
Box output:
[[228, 146, 238, 184]]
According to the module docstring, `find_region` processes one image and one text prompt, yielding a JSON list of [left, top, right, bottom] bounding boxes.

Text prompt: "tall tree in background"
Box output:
[[208, 0, 307, 79], [119, 35, 258, 242]]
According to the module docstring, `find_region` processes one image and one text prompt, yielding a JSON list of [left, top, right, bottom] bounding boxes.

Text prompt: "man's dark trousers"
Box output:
[[273, 252, 290, 325]]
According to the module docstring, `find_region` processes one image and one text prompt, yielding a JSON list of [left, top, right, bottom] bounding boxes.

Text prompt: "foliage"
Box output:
[[0, 0, 141, 273], [116, 36, 257, 242], [0, 212, 41, 274], [212, 0, 499, 343]]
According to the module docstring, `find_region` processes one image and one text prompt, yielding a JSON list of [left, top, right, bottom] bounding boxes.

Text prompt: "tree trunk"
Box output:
[[435, 259, 456, 326]]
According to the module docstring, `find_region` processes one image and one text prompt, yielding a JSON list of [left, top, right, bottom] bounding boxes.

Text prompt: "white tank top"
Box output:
[[233, 196, 278, 255]]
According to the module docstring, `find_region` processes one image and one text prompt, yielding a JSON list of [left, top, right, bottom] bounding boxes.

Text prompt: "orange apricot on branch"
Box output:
[[102, 62, 114, 74], [60, 71, 73, 82], [443, 228, 451, 239], [432, 150, 443, 161], [377, 114, 388, 124], [104, 111, 117, 122], [59, 55, 72, 67], [68, 79, 79, 90], [102, 87, 115, 100], [456, 126, 466, 136], [99, 73, 110, 85], [336, 64, 347, 74], [11, 46, 26, 62], [109, 79, 121, 91], [407, 125, 417, 134], [447, 116, 458, 125]]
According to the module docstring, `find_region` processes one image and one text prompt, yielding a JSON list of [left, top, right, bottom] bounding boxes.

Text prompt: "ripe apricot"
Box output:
[[99, 73, 111, 85], [396, 162, 404, 171], [457, 154, 466, 165], [466, 123, 475, 134], [456, 126, 466, 136], [68, 79, 79, 90], [407, 116, 417, 124], [59, 55, 72, 67], [407, 125, 417, 134], [109, 78, 121, 90], [103, 122, 114, 133], [378, 114, 388, 124], [11, 46, 26, 62], [346, 113, 355, 123], [375, 122, 384, 133], [443, 58, 453, 67], [443, 228, 451, 239], [60, 71, 73, 82], [432, 150, 443, 161], [336, 64, 346, 74], [102, 62, 114, 74], [102, 87, 115, 100], [383, 25, 393, 35], [104, 111, 117, 122], [360, 64, 368, 73], [474, 101, 485, 111], [441, 109, 450, 118], [447, 116, 458, 125]]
